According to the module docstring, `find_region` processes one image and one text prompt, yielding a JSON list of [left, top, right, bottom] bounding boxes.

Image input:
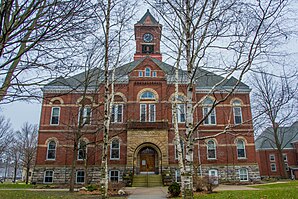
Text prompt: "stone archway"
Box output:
[[126, 129, 169, 174], [134, 143, 161, 174]]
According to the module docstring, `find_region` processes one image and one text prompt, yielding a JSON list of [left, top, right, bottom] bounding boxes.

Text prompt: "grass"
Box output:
[[0, 190, 125, 199], [193, 180, 298, 199], [0, 182, 34, 189]]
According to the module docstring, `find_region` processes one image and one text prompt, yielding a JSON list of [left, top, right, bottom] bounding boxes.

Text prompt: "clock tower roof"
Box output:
[[135, 9, 160, 26]]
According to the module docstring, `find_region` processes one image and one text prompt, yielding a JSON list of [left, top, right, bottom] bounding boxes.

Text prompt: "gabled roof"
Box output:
[[135, 9, 159, 25], [255, 121, 298, 150], [44, 56, 250, 92]]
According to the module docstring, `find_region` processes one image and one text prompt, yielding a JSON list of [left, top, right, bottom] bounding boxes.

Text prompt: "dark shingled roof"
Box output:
[[44, 56, 250, 91], [255, 121, 298, 150], [135, 9, 159, 25]]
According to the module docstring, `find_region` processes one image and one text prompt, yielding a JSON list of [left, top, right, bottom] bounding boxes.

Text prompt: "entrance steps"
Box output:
[[132, 174, 163, 187]]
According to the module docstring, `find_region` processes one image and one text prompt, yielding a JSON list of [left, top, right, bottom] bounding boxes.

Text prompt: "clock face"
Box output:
[[143, 33, 153, 43]]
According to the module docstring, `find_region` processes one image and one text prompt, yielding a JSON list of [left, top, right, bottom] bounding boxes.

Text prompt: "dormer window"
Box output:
[[139, 71, 143, 77], [152, 71, 157, 77], [145, 68, 151, 77]]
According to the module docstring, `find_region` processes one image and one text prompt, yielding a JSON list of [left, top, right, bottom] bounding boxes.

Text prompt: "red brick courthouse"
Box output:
[[33, 10, 260, 185]]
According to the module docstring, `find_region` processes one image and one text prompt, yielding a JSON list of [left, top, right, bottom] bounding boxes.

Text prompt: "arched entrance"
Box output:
[[134, 143, 162, 175]]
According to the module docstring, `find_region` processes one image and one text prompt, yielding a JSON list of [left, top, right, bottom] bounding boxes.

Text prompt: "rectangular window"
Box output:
[[175, 170, 181, 182], [149, 104, 156, 122], [283, 154, 288, 162], [79, 107, 91, 125], [203, 107, 216, 125], [110, 140, 120, 160], [76, 170, 85, 184], [140, 104, 146, 122], [50, 107, 60, 125], [269, 154, 275, 162], [152, 71, 157, 77], [110, 170, 119, 182], [271, 163, 276, 171], [177, 104, 186, 123], [233, 107, 242, 124], [111, 104, 123, 123], [44, 170, 53, 183], [139, 71, 143, 77], [239, 168, 248, 181]]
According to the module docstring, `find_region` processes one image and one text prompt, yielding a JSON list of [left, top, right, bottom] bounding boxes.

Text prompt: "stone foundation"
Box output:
[[32, 164, 260, 184]]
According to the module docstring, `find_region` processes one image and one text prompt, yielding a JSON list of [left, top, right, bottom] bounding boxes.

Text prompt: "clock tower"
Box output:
[[134, 10, 162, 61]]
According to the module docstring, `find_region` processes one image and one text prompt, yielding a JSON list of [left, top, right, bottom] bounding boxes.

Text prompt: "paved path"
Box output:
[[214, 184, 259, 191], [124, 187, 168, 199]]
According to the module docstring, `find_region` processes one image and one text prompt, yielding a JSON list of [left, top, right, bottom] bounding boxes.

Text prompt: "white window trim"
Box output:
[[140, 104, 147, 122], [283, 154, 288, 162], [76, 170, 85, 184], [152, 71, 157, 77], [46, 141, 56, 161], [233, 106, 243, 125], [50, 107, 60, 125], [149, 104, 156, 122], [203, 107, 216, 125], [269, 154, 275, 162], [78, 107, 92, 125], [239, 168, 249, 182], [43, 170, 54, 184], [145, 68, 151, 77], [175, 170, 181, 182], [110, 139, 120, 160], [109, 170, 120, 182], [207, 140, 217, 160], [111, 104, 123, 123], [270, 163, 277, 172], [236, 140, 246, 159], [139, 71, 143, 77], [77, 141, 87, 161]]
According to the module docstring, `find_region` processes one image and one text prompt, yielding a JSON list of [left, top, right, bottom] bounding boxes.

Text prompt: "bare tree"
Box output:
[[0, 0, 97, 104], [16, 123, 38, 184], [252, 70, 298, 178], [0, 115, 13, 157], [148, 0, 290, 197]]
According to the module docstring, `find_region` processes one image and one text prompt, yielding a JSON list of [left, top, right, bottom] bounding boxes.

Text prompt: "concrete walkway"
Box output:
[[214, 184, 259, 191], [124, 187, 168, 199]]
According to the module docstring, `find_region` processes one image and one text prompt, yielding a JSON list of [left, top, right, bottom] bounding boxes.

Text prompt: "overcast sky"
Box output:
[[0, 2, 297, 131]]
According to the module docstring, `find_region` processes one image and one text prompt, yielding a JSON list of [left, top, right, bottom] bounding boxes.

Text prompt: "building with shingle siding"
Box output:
[[32, 10, 260, 185]]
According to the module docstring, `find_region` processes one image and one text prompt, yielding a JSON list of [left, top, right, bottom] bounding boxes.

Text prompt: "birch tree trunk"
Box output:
[[101, 0, 111, 198]]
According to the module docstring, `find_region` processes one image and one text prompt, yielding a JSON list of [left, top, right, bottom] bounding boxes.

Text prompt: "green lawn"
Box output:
[[0, 190, 125, 199], [0, 183, 34, 189], [194, 180, 298, 199]]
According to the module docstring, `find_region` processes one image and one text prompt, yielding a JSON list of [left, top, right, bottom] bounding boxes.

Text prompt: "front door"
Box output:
[[139, 147, 155, 172]]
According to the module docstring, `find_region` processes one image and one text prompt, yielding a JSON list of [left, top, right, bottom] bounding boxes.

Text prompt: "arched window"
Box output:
[[239, 168, 248, 181], [236, 139, 246, 159], [140, 91, 155, 100], [145, 67, 151, 77], [47, 141, 56, 160], [202, 97, 216, 125], [110, 139, 120, 160], [78, 140, 87, 160], [207, 140, 216, 159], [233, 100, 242, 124]]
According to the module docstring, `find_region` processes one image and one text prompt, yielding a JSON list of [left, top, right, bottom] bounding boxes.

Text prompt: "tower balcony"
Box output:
[[127, 120, 168, 130]]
